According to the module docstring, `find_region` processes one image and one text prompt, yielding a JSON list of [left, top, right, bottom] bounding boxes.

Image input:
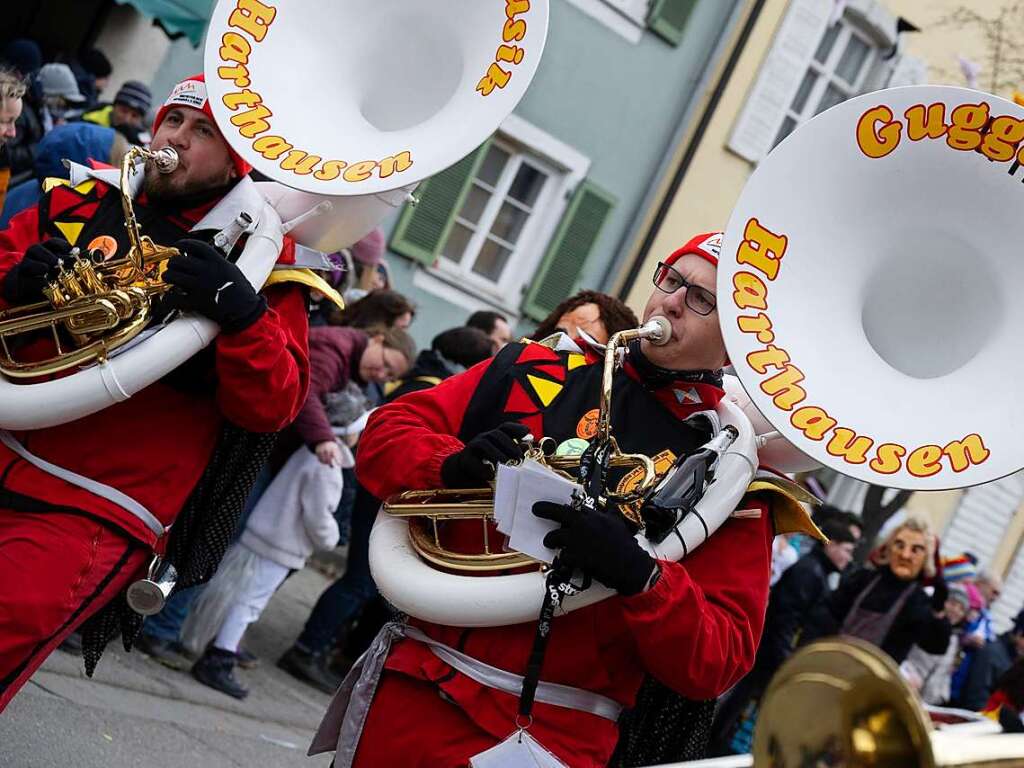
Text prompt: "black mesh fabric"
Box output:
[[79, 424, 275, 676], [610, 676, 716, 767]]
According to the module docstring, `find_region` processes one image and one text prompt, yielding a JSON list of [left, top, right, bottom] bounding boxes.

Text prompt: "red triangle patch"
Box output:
[[48, 185, 86, 219], [515, 343, 559, 365], [520, 412, 545, 440], [74, 201, 99, 219], [533, 362, 565, 382], [505, 379, 537, 414]]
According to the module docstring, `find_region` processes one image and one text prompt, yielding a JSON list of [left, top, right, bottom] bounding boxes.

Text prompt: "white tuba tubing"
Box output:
[[369, 397, 758, 627], [0, 203, 284, 430]]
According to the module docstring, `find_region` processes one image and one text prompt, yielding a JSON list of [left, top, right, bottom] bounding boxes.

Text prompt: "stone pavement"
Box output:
[[0, 566, 340, 768]]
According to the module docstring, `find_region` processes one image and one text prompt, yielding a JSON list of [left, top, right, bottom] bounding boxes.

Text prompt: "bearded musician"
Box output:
[[311, 232, 821, 767], [0, 74, 312, 712]]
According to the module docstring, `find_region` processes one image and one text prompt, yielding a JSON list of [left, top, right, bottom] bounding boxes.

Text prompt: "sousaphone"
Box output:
[[719, 85, 1024, 491], [0, 0, 548, 429]]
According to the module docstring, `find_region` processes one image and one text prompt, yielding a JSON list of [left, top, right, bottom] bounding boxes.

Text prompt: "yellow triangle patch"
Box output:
[[54, 221, 85, 245], [73, 179, 97, 195], [527, 374, 562, 407], [567, 353, 586, 371], [42, 177, 70, 193]]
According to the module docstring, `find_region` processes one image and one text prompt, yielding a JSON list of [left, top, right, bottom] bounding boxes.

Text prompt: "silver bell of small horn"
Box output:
[[126, 556, 179, 616]]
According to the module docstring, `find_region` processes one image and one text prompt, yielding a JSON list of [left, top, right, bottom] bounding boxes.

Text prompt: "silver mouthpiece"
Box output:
[[152, 147, 179, 174], [641, 316, 672, 346]]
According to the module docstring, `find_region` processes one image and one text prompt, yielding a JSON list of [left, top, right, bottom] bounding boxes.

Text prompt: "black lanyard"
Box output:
[[518, 444, 607, 722]]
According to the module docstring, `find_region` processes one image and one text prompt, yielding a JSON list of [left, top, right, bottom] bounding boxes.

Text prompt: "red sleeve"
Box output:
[[214, 282, 309, 432], [356, 358, 495, 499], [616, 499, 773, 699], [0, 204, 42, 309]]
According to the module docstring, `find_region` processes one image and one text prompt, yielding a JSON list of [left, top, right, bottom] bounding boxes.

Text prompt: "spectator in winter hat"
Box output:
[[37, 63, 86, 130], [82, 80, 152, 145], [345, 227, 388, 301]]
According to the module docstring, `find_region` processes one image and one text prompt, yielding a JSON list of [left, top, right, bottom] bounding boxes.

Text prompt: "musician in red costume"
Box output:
[[0, 74, 309, 713], [310, 233, 818, 767]]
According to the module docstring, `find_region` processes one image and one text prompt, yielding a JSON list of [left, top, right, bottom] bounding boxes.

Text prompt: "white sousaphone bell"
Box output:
[[719, 84, 1024, 492], [0, 0, 548, 429]]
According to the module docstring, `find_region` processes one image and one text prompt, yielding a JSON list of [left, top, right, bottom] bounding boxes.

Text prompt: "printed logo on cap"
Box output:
[[698, 233, 723, 259], [165, 79, 208, 110]]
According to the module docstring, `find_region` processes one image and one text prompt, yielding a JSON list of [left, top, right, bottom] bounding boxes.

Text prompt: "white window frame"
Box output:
[[561, 0, 648, 44], [771, 19, 880, 148], [413, 114, 591, 318]]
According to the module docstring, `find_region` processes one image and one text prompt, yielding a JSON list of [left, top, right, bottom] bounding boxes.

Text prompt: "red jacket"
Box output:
[[356, 356, 773, 766], [0, 190, 309, 550]]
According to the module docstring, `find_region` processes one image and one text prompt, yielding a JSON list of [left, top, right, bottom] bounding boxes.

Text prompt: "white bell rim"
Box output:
[[204, 0, 550, 196], [720, 85, 1024, 491]]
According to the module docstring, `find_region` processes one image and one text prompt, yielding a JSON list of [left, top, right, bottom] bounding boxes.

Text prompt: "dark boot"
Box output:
[[277, 646, 342, 694], [135, 633, 192, 671], [192, 647, 249, 700]]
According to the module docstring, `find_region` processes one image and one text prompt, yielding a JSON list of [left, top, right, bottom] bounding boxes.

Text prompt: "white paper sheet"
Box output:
[[506, 459, 577, 564]]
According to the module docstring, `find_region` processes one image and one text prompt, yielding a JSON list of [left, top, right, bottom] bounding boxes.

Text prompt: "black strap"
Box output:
[[519, 563, 582, 721]]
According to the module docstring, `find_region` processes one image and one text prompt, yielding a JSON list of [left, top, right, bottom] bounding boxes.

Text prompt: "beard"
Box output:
[[143, 160, 236, 209]]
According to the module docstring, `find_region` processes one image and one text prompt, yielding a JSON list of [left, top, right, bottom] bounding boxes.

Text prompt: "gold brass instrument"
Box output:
[[383, 317, 672, 572], [752, 639, 1024, 767], [0, 146, 181, 378]]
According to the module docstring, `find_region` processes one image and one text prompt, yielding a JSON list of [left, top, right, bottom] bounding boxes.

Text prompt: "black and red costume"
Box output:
[[348, 339, 777, 767], [0, 169, 309, 711]]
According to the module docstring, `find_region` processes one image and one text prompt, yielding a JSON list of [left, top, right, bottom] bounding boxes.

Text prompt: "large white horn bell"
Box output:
[[205, 0, 548, 198], [720, 85, 1024, 491]]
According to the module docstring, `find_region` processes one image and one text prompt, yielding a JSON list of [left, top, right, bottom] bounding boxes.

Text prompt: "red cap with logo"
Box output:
[[152, 74, 252, 178], [665, 231, 723, 269]]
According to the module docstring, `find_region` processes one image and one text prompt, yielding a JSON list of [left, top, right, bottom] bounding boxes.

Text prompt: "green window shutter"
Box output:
[[389, 141, 490, 265], [647, 0, 697, 46], [522, 180, 616, 322]]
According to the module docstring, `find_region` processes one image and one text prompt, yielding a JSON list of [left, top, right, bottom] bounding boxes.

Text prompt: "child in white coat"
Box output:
[[186, 445, 348, 699]]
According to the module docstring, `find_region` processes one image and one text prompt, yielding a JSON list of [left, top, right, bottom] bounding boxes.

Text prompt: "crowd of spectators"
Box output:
[[0, 39, 153, 223], [713, 506, 1024, 753]]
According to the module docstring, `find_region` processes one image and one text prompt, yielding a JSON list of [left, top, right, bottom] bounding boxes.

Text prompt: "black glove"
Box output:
[[534, 500, 657, 596], [931, 578, 949, 612], [440, 422, 530, 488], [2, 238, 72, 304], [163, 239, 266, 333]]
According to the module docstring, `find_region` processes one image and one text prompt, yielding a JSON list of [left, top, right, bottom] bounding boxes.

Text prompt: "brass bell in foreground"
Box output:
[[753, 638, 1024, 768]]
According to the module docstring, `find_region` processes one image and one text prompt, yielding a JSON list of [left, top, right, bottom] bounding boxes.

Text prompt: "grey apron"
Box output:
[[840, 574, 916, 647]]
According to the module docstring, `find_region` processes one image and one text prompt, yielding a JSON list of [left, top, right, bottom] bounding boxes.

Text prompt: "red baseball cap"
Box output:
[[152, 74, 252, 178], [664, 231, 723, 269]]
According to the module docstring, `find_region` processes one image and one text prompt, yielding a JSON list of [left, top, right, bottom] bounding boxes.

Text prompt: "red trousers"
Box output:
[[0, 508, 148, 713], [354, 672, 498, 768]]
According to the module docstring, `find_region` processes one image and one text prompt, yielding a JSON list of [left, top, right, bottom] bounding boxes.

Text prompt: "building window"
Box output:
[[772, 18, 879, 148], [438, 140, 558, 293]]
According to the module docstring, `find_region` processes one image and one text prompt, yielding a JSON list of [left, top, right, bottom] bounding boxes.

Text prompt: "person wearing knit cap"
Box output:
[[82, 80, 153, 146], [347, 227, 389, 299], [310, 232, 821, 767], [0, 73, 310, 713]]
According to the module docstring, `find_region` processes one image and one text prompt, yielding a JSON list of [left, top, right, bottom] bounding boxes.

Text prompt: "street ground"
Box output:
[[0, 565, 340, 768]]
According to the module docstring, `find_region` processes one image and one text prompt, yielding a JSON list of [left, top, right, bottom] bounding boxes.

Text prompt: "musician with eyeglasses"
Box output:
[[0, 74, 311, 712], [312, 232, 817, 767]]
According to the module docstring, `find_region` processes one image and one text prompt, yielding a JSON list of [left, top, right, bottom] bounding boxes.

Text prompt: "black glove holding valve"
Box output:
[[162, 239, 266, 333], [534, 500, 658, 596], [440, 422, 530, 488], [2, 238, 73, 304]]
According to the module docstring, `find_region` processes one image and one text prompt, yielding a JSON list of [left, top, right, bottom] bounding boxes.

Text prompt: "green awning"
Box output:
[[115, 0, 215, 47]]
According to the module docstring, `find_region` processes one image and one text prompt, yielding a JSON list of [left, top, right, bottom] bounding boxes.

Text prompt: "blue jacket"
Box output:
[[0, 122, 115, 228]]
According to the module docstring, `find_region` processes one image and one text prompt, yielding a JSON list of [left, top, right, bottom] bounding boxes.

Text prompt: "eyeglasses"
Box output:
[[652, 262, 717, 316]]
